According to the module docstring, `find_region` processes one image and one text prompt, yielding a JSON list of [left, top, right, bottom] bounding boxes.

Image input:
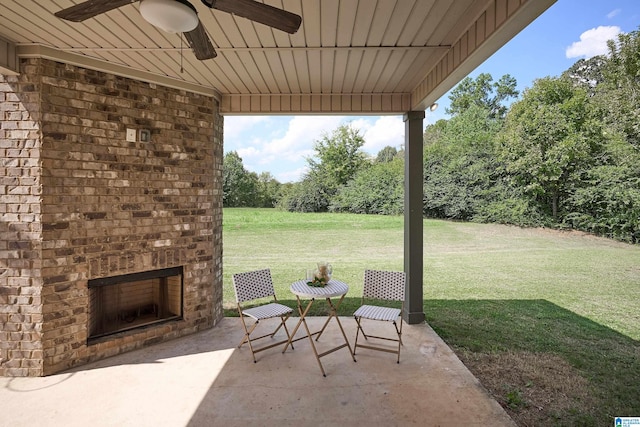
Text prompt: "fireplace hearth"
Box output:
[[88, 267, 183, 343]]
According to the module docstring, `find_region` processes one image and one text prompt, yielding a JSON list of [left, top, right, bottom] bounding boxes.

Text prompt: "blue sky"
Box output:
[[224, 0, 640, 183]]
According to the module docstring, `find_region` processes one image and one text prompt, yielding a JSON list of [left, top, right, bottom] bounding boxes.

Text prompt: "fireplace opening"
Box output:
[[88, 266, 183, 343]]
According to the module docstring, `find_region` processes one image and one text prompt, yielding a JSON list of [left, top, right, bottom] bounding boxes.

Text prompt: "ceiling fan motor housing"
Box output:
[[139, 0, 199, 33]]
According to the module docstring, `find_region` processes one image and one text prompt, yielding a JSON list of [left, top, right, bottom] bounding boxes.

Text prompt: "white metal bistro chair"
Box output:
[[353, 270, 405, 363], [232, 269, 294, 363]]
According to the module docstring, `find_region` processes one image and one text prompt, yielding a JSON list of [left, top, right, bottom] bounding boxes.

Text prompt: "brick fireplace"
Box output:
[[0, 58, 224, 376], [87, 267, 184, 342]]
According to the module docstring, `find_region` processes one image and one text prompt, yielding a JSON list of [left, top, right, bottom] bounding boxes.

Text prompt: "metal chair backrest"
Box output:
[[232, 269, 276, 303], [363, 270, 405, 301]]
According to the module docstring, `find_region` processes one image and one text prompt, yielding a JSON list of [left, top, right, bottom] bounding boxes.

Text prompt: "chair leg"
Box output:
[[353, 316, 359, 354], [270, 316, 285, 338], [354, 317, 403, 363], [393, 317, 404, 363], [353, 316, 369, 355], [393, 320, 402, 364], [394, 319, 404, 345], [237, 316, 260, 363], [279, 314, 294, 350], [355, 316, 369, 338], [238, 314, 294, 363], [237, 317, 258, 347]]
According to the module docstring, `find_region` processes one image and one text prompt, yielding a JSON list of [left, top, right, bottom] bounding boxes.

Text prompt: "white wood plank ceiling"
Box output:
[[0, 0, 555, 114]]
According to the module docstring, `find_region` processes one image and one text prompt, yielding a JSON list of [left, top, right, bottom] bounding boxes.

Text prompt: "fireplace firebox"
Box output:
[[88, 267, 183, 342]]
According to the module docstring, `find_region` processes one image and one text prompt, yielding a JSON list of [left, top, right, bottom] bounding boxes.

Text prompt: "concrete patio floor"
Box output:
[[1, 317, 515, 427]]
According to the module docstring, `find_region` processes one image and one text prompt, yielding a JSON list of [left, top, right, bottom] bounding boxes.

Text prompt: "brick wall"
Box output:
[[1, 58, 223, 376], [0, 67, 43, 376]]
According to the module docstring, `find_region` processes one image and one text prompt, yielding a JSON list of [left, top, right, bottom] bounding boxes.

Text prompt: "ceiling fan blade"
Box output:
[[55, 0, 138, 22], [204, 0, 301, 34], [184, 20, 217, 60]]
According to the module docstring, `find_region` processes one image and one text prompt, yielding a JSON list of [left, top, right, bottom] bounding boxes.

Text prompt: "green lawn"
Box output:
[[222, 208, 640, 426]]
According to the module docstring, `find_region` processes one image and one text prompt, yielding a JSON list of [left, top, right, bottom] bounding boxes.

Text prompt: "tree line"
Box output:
[[224, 28, 640, 244]]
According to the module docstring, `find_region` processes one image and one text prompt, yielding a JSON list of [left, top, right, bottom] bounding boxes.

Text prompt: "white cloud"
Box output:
[[223, 116, 270, 139], [262, 116, 343, 159], [277, 166, 309, 183], [360, 116, 405, 154], [566, 26, 621, 59], [607, 9, 621, 19], [236, 145, 260, 159]]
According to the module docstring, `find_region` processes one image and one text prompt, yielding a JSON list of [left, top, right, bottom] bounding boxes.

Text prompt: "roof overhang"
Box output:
[[0, 0, 556, 114]]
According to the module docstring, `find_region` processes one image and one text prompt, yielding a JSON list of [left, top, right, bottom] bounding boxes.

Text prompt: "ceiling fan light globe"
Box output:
[[140, 0, 198, 33]]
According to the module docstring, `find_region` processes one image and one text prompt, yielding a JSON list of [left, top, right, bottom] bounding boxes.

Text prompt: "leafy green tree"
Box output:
[[376, 146, 399, 163], [307, 124, 368, 192], [562, 27, 640, 242], [565, 134, 640, 243], [223, 151, 258, 207], [423, 119, 447, 146], [496, 77, 600, 220], [563, 55, 607, 96], [255, 172, 281, 208], [599, 28, 640, 148], [423, 104, 505, 221], [283, 124, 368, 212], [446, 73, 519, 119], [277, 178, 331, 212], [566, 27, 640, 242], [418, 30, 640, 242], [331, 157, 404, 215]]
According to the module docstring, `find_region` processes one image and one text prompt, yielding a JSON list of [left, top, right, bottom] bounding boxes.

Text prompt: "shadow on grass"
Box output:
[[424, 299, 640, 426]]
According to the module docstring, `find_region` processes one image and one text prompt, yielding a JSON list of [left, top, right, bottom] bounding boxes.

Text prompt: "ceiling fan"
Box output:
[[54, 0, 302, 60]]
